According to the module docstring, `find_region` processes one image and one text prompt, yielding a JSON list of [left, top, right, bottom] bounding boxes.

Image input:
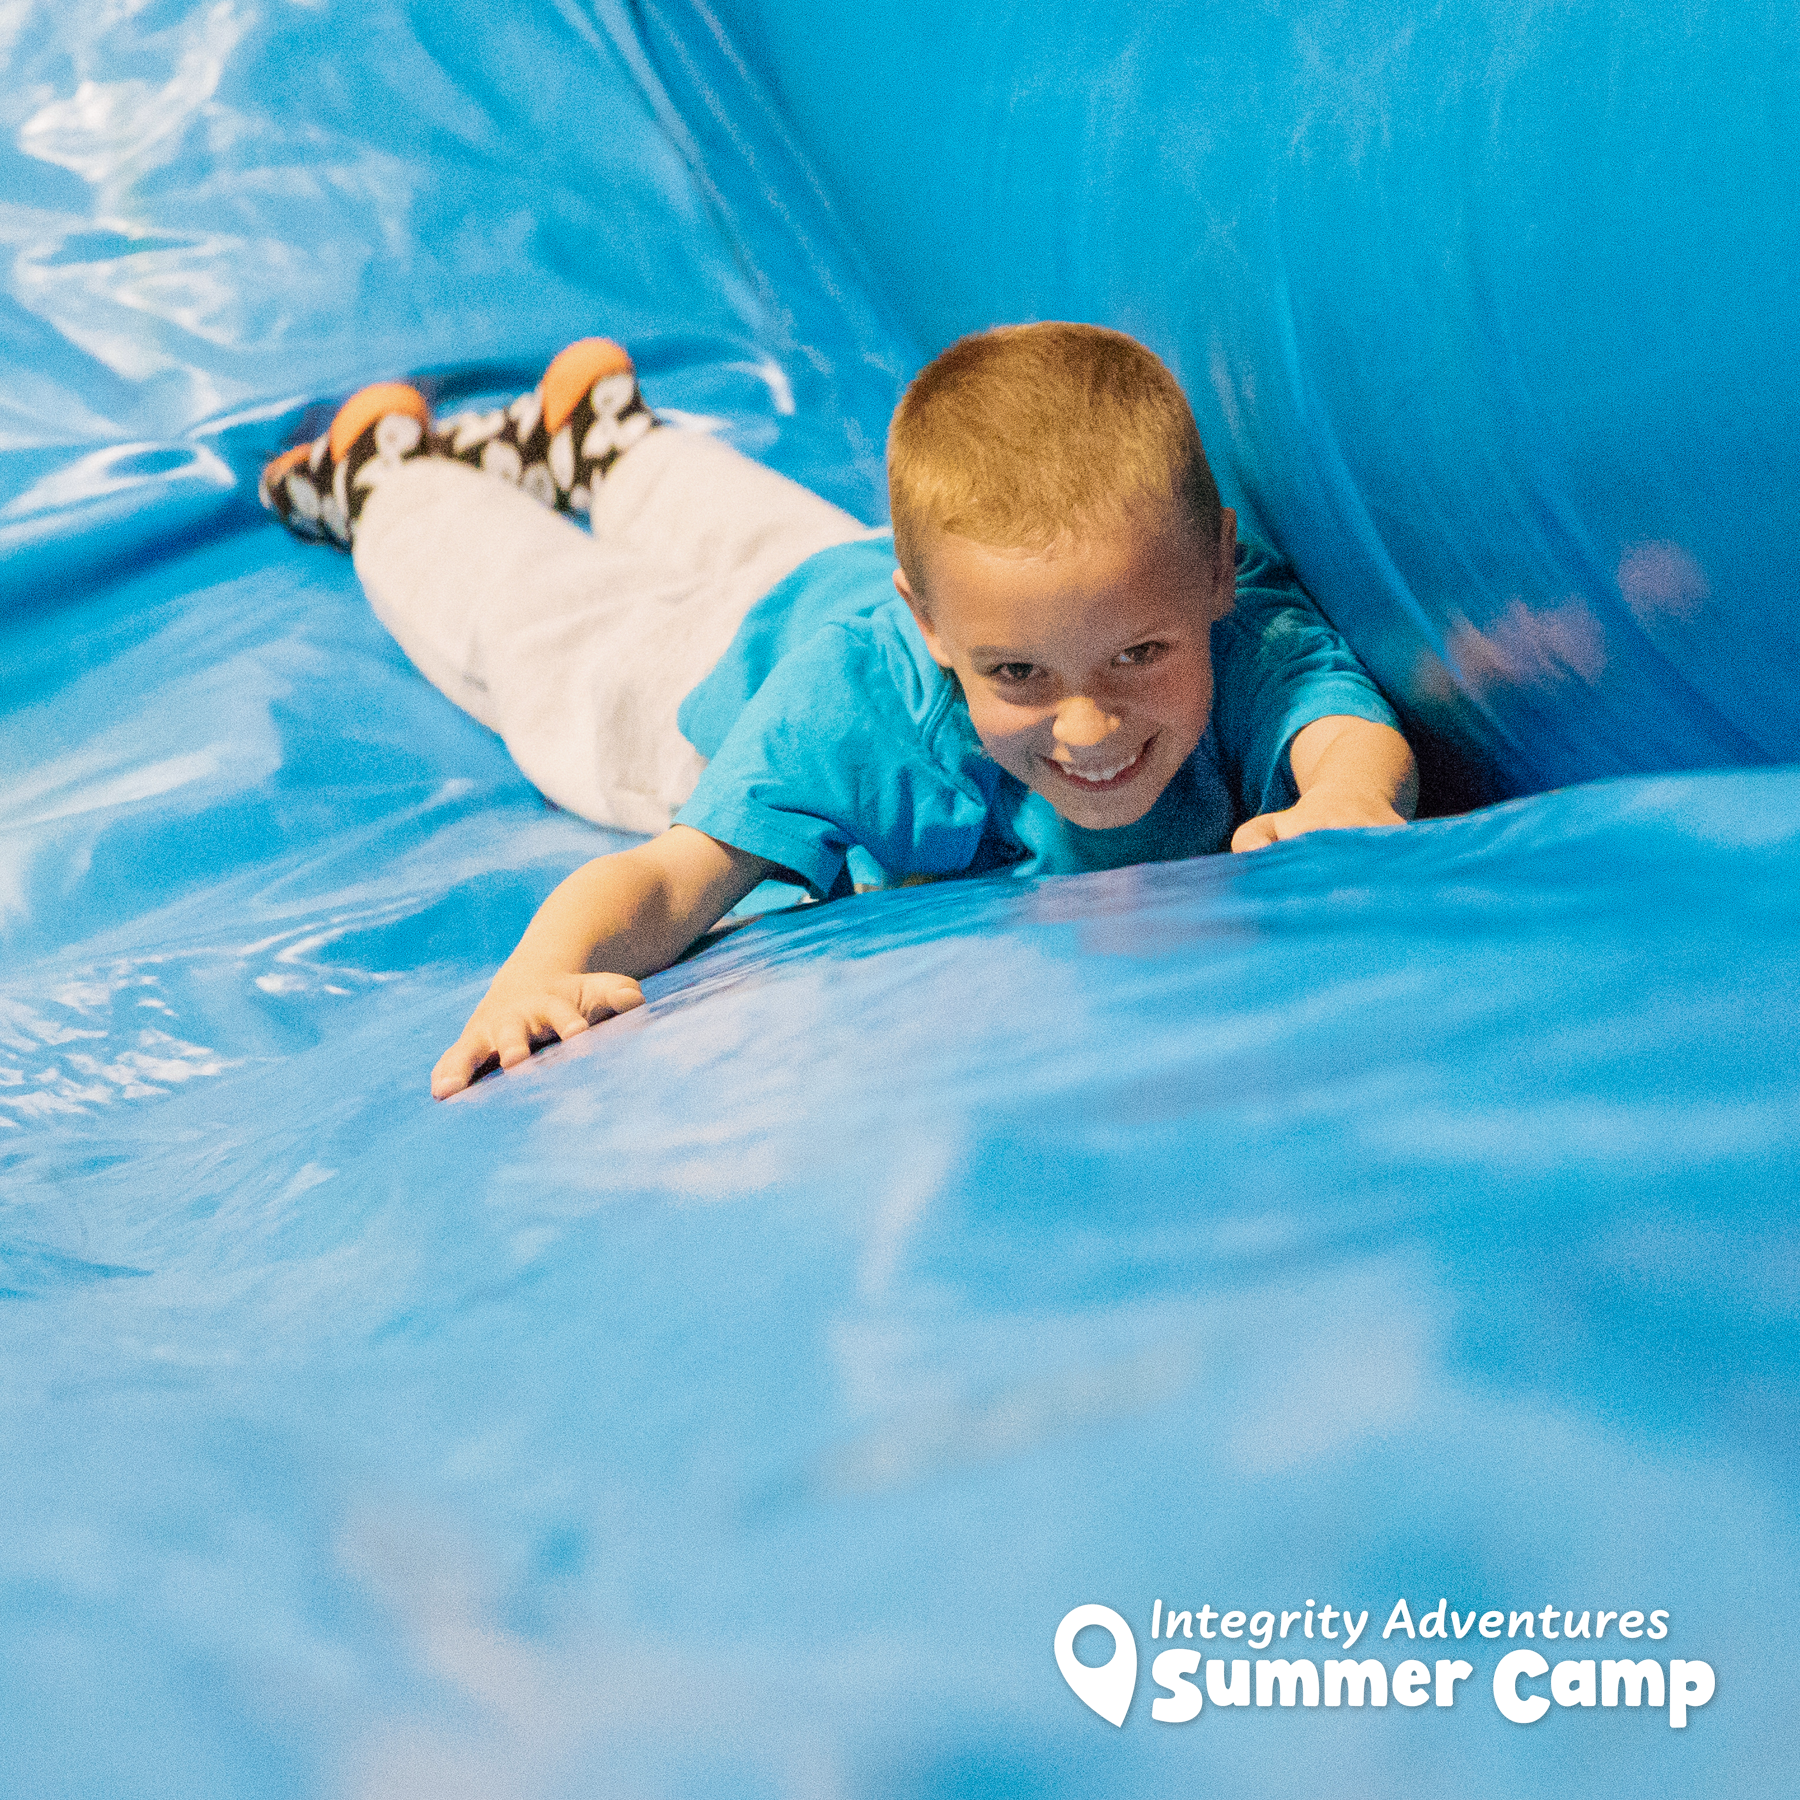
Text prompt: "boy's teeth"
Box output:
[[1066, 754, 1136, 782]]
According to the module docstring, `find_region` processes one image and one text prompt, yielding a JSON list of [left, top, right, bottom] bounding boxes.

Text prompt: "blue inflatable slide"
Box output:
[[3, 2, 1795, 1793]]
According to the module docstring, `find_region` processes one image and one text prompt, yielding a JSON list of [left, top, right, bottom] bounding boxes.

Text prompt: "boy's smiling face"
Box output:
[[896, 504, 1237, 829]]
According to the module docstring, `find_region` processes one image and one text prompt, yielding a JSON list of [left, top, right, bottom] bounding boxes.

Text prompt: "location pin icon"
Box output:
[[1054, 1604, 1137, 1726]]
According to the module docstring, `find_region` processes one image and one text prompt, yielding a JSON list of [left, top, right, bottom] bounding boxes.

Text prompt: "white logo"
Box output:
[[1054, 1604, 1138, 1726]]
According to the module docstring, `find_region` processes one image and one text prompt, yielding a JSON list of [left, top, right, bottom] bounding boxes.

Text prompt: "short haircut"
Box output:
[[887, 322, 1222, 592]]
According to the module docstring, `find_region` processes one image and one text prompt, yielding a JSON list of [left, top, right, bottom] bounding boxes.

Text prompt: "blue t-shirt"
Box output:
[[675, 532, 1398, 898]]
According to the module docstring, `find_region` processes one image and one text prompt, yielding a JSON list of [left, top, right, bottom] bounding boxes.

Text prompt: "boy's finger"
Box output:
[[1230, 815, 1281, 852], [429, 1049, 466, 1099], [431, 1033, 492, 1099], [541, 996, 591, 1041], [494, 1017, 537, 1069], [575, 974, 645, 1019]]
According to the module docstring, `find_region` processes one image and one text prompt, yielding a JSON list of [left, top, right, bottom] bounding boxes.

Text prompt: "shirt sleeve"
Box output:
[[673, 612, 994, 898], [1209, 537, 1402, 819], [676, 535, 901, 759]]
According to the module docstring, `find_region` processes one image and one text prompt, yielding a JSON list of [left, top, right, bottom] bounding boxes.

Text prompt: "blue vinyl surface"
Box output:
[[2, 3, 1796, 1795], [716, 0, 1800, 810]]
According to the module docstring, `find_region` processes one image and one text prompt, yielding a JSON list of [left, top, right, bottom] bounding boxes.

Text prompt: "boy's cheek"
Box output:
[[1179, 658, 1217, 739], [963, 693, 1045, 762], [974, 730, 1040, 783], [1127, 655, 1213, 753]]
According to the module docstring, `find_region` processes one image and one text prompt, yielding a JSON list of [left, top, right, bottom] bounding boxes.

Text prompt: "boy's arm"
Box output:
[[431, 825, 777, 1097], [1230, 715, 1419, 851]]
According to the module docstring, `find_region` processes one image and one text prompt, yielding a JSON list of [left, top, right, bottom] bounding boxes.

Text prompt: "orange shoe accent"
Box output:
[[541, 338, 635, 434], [260, 439, 319, 494], [327, 381, 431, 461]]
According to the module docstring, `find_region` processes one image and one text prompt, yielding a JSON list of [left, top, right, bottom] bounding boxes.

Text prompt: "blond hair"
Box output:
[[886, 322, 1221, 590]]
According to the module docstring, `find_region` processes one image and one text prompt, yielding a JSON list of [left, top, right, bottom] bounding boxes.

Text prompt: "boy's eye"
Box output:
[[985, 661, 1039, 684], [1114, 641, 1167, 667]]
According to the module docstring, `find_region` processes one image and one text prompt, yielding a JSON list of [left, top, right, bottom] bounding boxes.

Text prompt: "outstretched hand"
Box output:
[[429, 827, 777, 1100], [431, 972, 645, 1098], [1231, 714, 1419, 853], [1230, 786, 1408, 852]]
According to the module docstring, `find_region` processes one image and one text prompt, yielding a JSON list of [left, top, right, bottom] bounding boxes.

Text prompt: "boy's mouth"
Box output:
[[1041, 737, 1153, 791]]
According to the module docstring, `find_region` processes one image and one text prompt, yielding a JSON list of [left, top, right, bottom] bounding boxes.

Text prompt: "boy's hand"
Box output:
[[1231, 785, 1408, 850], [430, 826, 776, 1099], [1231, 715, 1418, 853], [431, 973, 646, 1098]]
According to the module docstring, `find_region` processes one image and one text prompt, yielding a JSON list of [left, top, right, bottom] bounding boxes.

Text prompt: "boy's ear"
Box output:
[[894, 567, 954, 668], [1212, 506, 1239, 621]]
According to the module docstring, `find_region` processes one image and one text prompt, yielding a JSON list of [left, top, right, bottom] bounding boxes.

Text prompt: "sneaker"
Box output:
[[259, 381, 432, 548], [432, 337, 657, 514]]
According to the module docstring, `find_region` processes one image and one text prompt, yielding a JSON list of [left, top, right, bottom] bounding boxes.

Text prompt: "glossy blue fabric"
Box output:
[[2, 3, 1795, 1796], [716, 0, 1800, 812]]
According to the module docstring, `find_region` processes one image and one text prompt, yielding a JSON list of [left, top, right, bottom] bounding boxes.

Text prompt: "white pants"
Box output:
[[353, 428, 873, 833]]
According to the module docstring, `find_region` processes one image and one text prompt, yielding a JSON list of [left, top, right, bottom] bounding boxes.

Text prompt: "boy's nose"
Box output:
[[1050, 695, 1120, 748]]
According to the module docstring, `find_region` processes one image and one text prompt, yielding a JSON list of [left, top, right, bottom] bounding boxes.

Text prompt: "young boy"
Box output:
[[261, 324, 1418, 1097]]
